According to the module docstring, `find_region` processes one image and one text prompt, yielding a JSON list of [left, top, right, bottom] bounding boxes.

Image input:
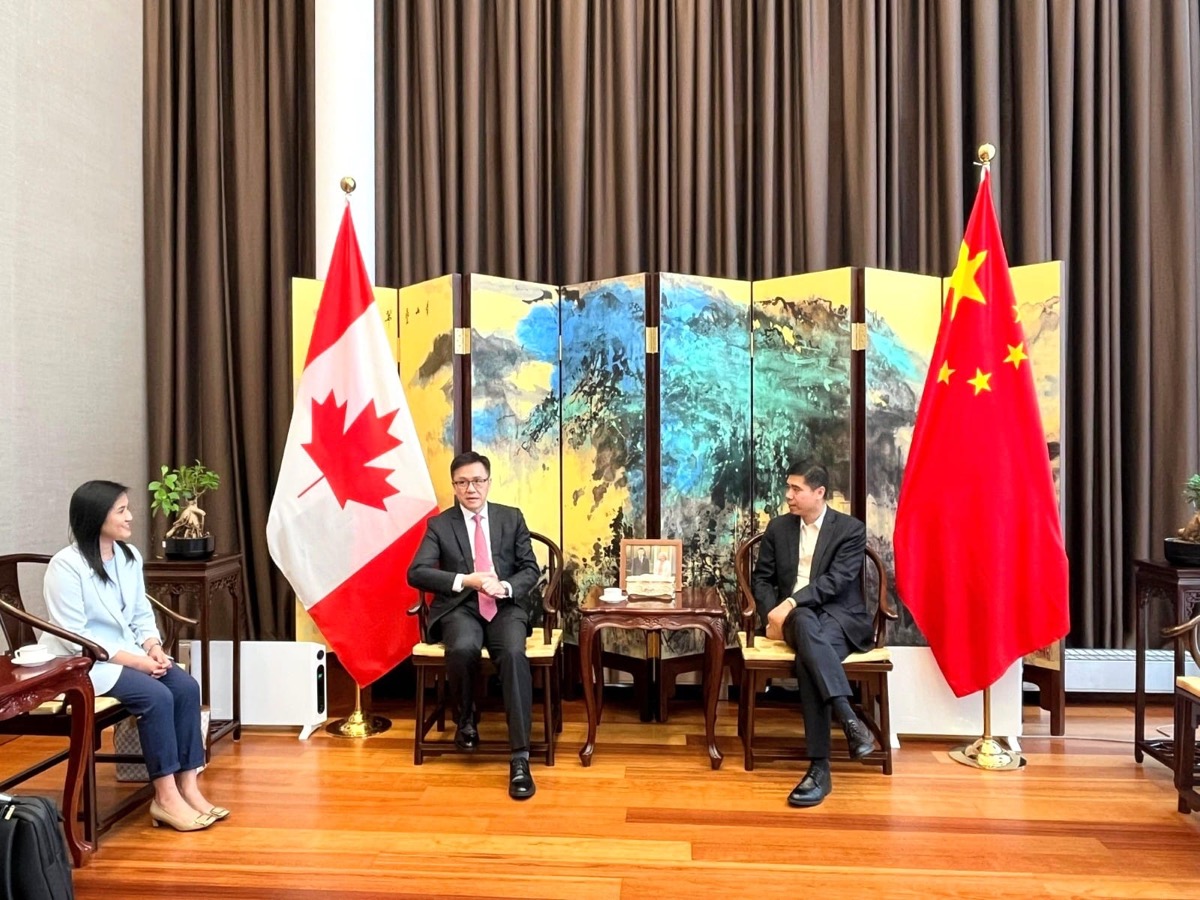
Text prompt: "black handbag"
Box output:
[[0, 793, 74, 900]]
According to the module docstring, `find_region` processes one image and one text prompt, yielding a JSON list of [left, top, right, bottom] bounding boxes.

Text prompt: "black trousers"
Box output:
[[784, 605, 852, 759], [440, 599, 531, 752]]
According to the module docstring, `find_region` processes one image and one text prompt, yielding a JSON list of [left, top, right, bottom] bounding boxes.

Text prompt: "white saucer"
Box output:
[[11, 655, 55, 667], [599, 593, 626, 603]]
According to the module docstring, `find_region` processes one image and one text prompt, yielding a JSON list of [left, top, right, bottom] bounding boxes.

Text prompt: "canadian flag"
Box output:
[[267, 205, 437, 686]]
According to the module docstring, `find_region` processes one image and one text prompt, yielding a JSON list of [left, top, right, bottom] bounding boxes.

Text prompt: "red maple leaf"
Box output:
[[300, 393, 403, 510]]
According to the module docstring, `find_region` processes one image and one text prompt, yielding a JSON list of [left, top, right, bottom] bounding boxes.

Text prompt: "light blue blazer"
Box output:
[[41, 544, 162, 695]]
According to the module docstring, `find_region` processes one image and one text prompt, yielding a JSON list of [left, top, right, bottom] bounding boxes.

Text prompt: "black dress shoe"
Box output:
[[454, 720, 478, 751], [787, 762, 831, 808], [509, 758, 536, 800], [842, 714, 875, 760]]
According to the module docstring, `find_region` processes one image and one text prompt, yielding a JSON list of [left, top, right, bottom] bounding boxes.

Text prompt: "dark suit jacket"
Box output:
[[750, 506, 873, 653], [407, 501, 541, 638]]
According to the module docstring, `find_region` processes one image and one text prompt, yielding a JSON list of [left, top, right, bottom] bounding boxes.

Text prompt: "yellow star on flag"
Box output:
[[967, 368, 992, 395], [947, 240, 988, 320], [1004, 342, 1028, 369], [937, 361, 956, 384]]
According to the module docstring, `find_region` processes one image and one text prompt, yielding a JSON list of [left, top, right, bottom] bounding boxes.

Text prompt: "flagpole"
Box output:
[[946, 143, 1027, 773], [319, 174, 392, 740]]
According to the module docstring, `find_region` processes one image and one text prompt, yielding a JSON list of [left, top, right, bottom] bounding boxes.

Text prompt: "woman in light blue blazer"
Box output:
[[42, 480, 230, 832]]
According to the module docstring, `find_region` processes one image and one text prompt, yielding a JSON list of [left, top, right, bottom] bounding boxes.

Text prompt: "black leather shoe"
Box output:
[[454, 719, 478, 752], [787, 762, 831, 808], [842, 715, 875, 760], [509, 758, 536, 800]]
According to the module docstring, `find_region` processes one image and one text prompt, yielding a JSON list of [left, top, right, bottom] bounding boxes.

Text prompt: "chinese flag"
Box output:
[[267, 206, 438, 685], [893, 170, 1069, 698]]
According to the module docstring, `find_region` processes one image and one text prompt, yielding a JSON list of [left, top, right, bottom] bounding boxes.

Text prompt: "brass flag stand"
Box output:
[[949, 686, 1025, 770], [326, 684, 391, 738]]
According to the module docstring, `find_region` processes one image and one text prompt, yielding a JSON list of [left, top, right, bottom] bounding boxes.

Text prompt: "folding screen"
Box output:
[[659, 273, 752, 657], [465, 275, 561, 547], [862, 269, 943, 646], [559, 274, 650, 654], [750, 270, 855, 522]]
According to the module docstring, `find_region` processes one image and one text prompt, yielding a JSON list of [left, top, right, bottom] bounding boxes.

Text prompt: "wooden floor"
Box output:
[[5, 696, 1200, 898]]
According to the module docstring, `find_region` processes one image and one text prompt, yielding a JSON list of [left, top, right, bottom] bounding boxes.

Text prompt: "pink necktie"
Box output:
[[472, 513, 497, 621]]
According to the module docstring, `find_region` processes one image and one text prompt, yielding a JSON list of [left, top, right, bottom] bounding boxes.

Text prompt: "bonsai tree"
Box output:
[[1180, 474, 1200, 543], [149, 461, 221, 539]]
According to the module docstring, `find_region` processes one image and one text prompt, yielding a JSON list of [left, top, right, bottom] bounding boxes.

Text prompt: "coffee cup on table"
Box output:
[[601, 586, 624, 600], [13, 644, 52, 664]]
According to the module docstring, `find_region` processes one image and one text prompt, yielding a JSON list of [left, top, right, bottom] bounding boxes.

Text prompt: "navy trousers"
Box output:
[[784, 605, 853, 760], [107, 665, 205, 780]]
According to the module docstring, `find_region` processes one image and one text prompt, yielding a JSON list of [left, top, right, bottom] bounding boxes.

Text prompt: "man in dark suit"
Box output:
[[752, 462, 876, 808], [408, 451, 542, 799]]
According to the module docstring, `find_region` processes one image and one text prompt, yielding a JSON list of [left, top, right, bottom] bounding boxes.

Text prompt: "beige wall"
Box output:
[[0, 0, 147, 555]]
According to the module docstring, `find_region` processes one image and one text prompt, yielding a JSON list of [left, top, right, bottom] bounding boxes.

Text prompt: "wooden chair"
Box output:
[[1163, 612, 1200, 814], [0, 553, 195, 845], [733, 536, 897, 774], [406, 532, 564, 766]]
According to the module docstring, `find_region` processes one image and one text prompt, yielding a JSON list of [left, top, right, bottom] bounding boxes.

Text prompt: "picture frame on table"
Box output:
[[618, 538, 683, 593]]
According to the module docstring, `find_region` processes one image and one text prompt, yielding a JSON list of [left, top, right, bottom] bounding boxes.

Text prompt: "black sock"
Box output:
[[830, 696, 855, 723], [808, 757, 830, 773]]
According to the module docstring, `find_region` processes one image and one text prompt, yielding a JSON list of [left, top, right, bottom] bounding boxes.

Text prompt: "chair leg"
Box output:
[[542, 666, 555, 767], [878, 674, 893, 776], [435, 671, 446, 732], [1176, 691, 1196, 813], [743, 671, 757, 771], [554, 654, 564, 734], [414, 668, 427, 766]]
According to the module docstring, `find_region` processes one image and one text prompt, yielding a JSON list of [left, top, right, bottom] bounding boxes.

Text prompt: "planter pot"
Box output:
[[163, 534, 215, 561], [1164, 537, 1200, 567]]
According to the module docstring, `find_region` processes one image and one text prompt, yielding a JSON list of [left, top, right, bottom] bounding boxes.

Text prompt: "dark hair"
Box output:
[[450, 451, 491, 477], [786, 462, 830, 495], [69, 480, 133, 583]]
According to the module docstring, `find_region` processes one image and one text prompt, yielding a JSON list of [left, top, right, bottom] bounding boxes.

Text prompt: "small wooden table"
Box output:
[[1134, 559, 1200, 767], [144, 553, 245, 760], [578, 586, 727, 769], [0, 655, 95, 867]]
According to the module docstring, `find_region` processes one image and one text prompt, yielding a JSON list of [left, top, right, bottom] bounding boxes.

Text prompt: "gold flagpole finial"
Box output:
[[977, 143, 997, 166], [340, 176, 357, 196]]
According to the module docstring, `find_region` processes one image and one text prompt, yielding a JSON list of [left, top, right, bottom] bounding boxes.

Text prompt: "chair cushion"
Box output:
[[737, 631, 890, 665], [413, 629, 563, 661], [29, 695, 124, 716], [1177, 675, 1200, 700]]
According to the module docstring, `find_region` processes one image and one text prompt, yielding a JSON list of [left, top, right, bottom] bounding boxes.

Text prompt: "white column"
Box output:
[[314, 0, 375, 281]]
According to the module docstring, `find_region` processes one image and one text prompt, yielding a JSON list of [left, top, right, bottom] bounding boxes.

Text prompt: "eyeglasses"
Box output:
[[452, 477, 491, 490]]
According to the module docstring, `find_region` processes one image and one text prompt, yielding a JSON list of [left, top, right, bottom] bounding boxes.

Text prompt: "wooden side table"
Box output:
[[144, 553, 245, 760], [1134, 559, 1200, 766], [578, 586, 727, 769], [0, 655, 95, 867]]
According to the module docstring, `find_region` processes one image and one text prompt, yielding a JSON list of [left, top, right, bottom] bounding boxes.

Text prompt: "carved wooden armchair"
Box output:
[[0, 553, 195, 845], [1163, 612, 1200, 814], [733, 536, 897, 774], [406, 532, 564, 766]]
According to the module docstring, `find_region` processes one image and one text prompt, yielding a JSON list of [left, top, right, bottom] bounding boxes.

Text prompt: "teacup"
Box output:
[[601, 586, 624, 599], [13, 644, 51, 663]]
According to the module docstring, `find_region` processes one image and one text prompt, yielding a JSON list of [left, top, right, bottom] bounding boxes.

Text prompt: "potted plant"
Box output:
[[1165, 474, 1200, 566], [149, 461, 221, 560]]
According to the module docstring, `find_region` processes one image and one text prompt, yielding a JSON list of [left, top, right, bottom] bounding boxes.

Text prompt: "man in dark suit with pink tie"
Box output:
[[408, 451, 541, 799]]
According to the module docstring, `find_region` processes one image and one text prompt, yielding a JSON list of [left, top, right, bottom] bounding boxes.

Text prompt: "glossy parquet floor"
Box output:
[[4, 696, 1199, 898]]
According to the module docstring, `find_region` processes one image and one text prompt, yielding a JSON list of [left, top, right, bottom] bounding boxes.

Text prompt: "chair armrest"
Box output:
[[734, 534, 762, 648], [0, 596, 110, 662], [146, 593, 199, 627], [1164, 612, 1200, 670], [406, 593, 431, 643], [529, 531, 563, 644]]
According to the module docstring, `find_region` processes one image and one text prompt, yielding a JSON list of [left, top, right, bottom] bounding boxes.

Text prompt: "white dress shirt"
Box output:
[[791, 504, 828, 595], [451, 502, 512, 598]]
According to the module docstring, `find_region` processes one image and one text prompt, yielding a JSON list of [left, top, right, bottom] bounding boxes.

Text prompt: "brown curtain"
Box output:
[[377, 0, 1200, 649], [144, 0, 315, 640]]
